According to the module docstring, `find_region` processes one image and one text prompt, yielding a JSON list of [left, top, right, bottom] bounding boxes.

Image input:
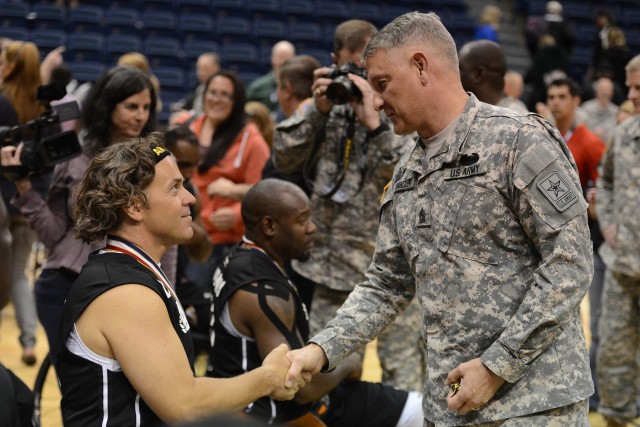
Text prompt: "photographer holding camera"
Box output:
[[1, 66, 157, 355], [272, 19, 425, 392]]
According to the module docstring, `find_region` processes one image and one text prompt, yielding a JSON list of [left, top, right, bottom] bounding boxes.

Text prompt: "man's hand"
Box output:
[[0, 144, 32, 193], [207, 177, 236, 199], [285, 344, 327, 388], [262, 343, 309, 401], [445, 358, 504, 416], [311, 67, 334, 114], [348, 74, 381, 131], [209, 207, 235, 231], [603, 223, 617, 249]]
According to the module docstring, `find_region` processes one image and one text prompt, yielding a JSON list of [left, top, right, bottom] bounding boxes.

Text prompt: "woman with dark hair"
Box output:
[[177, 70, 270, 288], [0, 66, 156, 352]]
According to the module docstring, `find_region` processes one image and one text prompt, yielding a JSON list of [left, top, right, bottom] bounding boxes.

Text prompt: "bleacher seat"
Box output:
[[237, 70, 262, 86], [315, 1, 350, 26], [177, 0, 212, 15], [69, 60, 106, 84], [154, 66, 186, 91], [253, 20, 288, 47], [282, 0, 315, 22], [67, 32, 105, 62], [141, 0, 177, 13], [213, 0, 246, 18], [106, 8, 142, 37], [289, 22, 325, 49], [563, 3, 594, 25], [179, 13, 214, 42], [183, 39, 220, 62], [106, 34, 143, 63], [216, 16, 253, 43], [67, 5, 104, 33], [1, 2, 29, 28], [348, 3, 382, 26], [298, 48, 331, 65], [31, 3, 65, 31], [30, 29, 66, 57], [144, 37, 183, 67], [141, 10, 178, 38], [222, 42, 259, 68], [0, 27, 28, 42], [247, 0, 281, 20]]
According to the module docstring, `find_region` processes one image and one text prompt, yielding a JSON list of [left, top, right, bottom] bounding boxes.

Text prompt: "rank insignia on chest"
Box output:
[[443, 163, 487, 180], [416, 206, 431, 228]]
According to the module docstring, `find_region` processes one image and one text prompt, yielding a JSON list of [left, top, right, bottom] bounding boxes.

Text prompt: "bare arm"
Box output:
[[75, 284, 301, 424], [230, 285, 362, 405]]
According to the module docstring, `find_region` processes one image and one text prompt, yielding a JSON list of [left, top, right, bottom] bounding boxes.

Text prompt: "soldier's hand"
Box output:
[[262, 343, 305, 401], [603, 223, 617, 248], [311, 67, 334, 115], [285, 344, 327, 388], [445, 358, 504, 416], [348, 74, 381, 131]]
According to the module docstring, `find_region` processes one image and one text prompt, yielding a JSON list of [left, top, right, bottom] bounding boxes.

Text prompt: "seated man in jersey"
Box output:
[[54, 135, 305, 427], [208, 178, 423, 426]]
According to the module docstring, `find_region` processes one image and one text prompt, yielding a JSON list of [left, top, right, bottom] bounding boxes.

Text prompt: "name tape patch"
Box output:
[[536, 170, 578, 211]]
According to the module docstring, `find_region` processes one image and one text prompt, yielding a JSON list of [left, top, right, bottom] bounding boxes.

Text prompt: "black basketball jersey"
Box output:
[[207, 244, 310, 423], [54, 248, 195, 427]]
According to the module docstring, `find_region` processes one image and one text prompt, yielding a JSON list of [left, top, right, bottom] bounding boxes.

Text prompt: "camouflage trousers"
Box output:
[[309, 285, 426, 392], [425, 399, 589, 426], [596, 269, 640, 421]]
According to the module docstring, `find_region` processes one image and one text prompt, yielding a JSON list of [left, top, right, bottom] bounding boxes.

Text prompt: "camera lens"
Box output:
[[326, 76, 352, 105]]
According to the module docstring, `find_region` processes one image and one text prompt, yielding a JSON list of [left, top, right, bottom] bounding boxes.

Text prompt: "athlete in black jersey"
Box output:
[[209, 178, 423, 426], [54, 135, 306, 427]]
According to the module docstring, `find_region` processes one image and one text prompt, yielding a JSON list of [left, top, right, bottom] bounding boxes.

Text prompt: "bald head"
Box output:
[[504, 70, 524, 100], [242, 179, 308, 233], [271, 41, 296, 72], [458, 40, 506, 105]]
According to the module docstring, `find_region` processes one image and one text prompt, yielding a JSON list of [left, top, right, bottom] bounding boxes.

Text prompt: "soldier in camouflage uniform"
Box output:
[[286, 12, 594, 426], [595, 54, 640, 427], [272, 19, 426, 392]]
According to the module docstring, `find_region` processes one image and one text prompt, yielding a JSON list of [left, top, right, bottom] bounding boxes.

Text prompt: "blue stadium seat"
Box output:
[[67, 32, 105, 62], [30, 29, 66, 57], [222, 42, 259, 68], [67, 5, 104, 33], [177, 0, 212, 15], [144, 36, 182, 67], [288, 22, 324, 49], [141, 0, 177, 13], [183, 39, 220, 62], [154, 66, 186, 90], [141, 10, 178, 38], [0, 26, 28, 42], [69, 60, 106, 84], [315, 0, 350, 26], [247, 0, 281, 20], [282, 0, 315, 22], [1, 3, 29, 28], [31, 3, 66, 31], [236, 70, 262, 86], [213, 0, 246, 18], [106, 8, 142, 37], [106, 34, 143, 63], [216, 16, 253, 43], [348, 3, 381, 26], [253, 19, 288, 46], [179, 13, 214, 41], [298, 48, 331, 65]]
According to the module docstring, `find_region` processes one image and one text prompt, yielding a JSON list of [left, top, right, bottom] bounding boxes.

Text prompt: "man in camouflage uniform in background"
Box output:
[[595, 54, 640, 427], [286, 12, 594, 426], [272, 19, 425, 392]]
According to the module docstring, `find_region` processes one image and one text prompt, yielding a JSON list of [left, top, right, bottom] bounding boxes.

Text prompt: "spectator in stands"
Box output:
[[601, 27, 634, 93], [174, 52, 221, 117], [208, 178, 423, 426], [0, 66, 156, 354], [458, 40, 507, 106], [118, 52, 163, 113], [591, 9, 615, 76], [49, 64, 81, 132], [272, 19, 425, 393], [176, 70, 270, 290], [501, 70, 529, 112], [245, 101, 274, 147], [594, 54, 640, 427], [247, 40, 295, 114], [0, 41, 47, 366], [579, 77, 619, 143], [525, 1, 575, 58], [525, 33, 569, 111], [474, 5, 501, 43]]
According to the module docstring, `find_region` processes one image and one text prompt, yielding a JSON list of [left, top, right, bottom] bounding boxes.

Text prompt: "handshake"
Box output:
[[261, 343, 329, 401]]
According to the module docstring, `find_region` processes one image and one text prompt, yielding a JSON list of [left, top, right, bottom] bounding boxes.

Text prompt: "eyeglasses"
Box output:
[[206, 89, 234, 102]]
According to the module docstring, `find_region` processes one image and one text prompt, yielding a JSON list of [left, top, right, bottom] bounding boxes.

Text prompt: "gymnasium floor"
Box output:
[[0, 298, 622, 426]]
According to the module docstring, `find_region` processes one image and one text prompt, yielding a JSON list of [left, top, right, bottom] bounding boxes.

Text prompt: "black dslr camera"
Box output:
[[0, 83, 81, 177], [325, 62, 368, 105]]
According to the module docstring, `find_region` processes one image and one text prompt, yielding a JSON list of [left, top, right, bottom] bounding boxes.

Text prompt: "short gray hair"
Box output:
[[362, 12, 458, 71], [625, 54, 640, 74]]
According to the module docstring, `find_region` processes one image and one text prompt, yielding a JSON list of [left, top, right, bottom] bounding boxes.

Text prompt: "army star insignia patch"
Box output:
[[537, 170, 577, 211]]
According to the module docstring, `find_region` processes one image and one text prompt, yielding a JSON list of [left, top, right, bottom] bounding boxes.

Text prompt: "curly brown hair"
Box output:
[[72, 132, 166, 243]]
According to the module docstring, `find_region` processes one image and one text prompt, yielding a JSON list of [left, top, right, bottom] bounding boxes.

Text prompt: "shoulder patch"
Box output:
[[536, 170, 578, 212]]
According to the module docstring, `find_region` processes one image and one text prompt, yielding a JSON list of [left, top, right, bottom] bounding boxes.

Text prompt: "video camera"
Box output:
[[0, 83, 81, 176], [325, 62, 368, 105]]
